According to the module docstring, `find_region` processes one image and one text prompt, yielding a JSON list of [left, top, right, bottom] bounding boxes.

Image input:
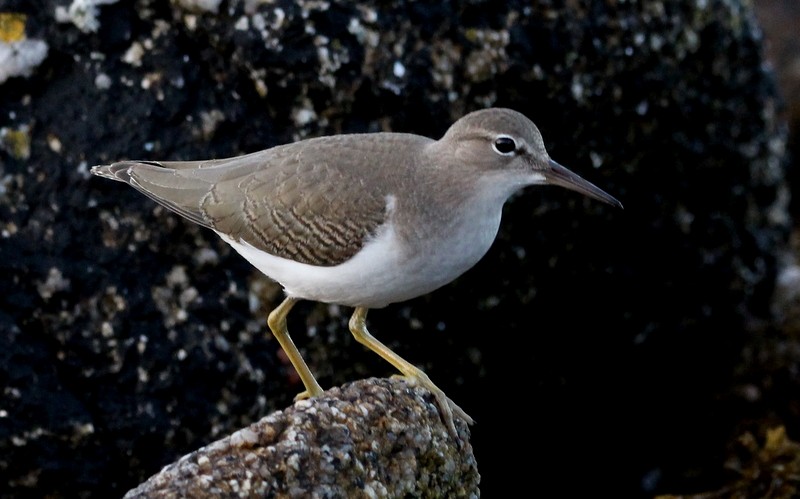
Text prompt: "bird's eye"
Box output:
[[492, 136, 517, 156]]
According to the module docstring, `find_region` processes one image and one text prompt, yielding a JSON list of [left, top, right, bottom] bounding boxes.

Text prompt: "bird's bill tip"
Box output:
[[546, 159, 622, 208]]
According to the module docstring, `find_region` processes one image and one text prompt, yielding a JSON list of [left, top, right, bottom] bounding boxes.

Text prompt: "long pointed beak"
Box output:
[[545, 159, 623, 208]]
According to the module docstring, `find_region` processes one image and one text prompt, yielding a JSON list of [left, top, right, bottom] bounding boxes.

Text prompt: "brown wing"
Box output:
[[91, 136, 394, 267]]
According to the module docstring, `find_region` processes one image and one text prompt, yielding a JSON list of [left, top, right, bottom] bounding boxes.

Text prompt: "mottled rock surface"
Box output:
[[0, 0, 793, 498], [125, 378, 478, 499]]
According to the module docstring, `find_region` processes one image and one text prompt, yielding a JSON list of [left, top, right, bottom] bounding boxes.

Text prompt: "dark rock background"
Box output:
[[1, 0, 796, 497]]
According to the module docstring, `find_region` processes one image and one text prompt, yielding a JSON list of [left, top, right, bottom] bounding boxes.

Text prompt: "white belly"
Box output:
[[217, 208, 501, 309]]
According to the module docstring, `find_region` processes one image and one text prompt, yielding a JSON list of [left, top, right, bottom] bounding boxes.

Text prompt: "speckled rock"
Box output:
[[0, 0, 791, 498], [124, 378, 478, 499]]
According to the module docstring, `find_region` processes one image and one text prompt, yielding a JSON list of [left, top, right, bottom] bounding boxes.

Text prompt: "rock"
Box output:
[[124, 378, 478, 498]]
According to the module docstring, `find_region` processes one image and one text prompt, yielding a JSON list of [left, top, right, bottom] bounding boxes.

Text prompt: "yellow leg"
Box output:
[[267, 297, 324, 400], [348, 307, 474, 436]]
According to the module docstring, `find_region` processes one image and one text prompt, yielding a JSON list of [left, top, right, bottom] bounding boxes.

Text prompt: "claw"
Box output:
[[293, 390, 314, 401], [403, 372, 473, 437]]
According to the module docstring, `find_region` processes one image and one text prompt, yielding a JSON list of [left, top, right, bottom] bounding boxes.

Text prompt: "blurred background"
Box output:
[[1, 1, 799, 497]]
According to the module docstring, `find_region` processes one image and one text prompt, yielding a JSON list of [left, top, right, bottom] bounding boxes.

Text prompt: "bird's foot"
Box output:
[[346, 307, 473, 439], [398, 372, 474, 437], [293, 390, 312, 401]]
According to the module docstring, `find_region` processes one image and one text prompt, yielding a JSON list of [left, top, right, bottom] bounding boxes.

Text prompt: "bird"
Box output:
[[91, 108, 621, 437]]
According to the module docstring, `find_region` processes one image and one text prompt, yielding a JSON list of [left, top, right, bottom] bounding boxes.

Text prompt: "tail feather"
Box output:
[[91, 161, 215, 230], [90, 161, 149, 182]]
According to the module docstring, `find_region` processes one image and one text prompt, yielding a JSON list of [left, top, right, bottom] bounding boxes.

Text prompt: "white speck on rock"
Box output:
[[292, 107, 317, 127], [173, 0, 223, 13], [0, 39, 48, 84], [570, 77, 584, 102], [47, 134, 62, 153], [234, 16, 249, 30], [230, 427, 259, 447], [101, 321, 114, 337], [251, 12, 266, 31], [272, 7, 286, 30], [392, 60, 406, 78], [36, 267, 71, 300], [193, 247, 219, 266], [122, 41, 145, 67], [200, 109, 225, 139], [166, 265, 189, 288], [94, 72, 112, 89], [589, 151, 604, 168], [55, 0, 120, 33]]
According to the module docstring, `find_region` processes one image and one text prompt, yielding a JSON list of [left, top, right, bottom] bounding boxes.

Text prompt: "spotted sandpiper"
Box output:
[[91, 108, 621, 436]]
